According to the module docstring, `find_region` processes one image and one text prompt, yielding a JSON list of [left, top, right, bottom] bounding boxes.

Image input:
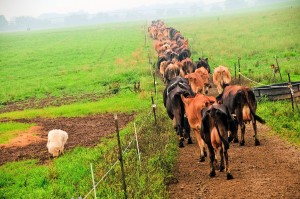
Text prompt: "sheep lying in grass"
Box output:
[[47, 129, 68, 157]]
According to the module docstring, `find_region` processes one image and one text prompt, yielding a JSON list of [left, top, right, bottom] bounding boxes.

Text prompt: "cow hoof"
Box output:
[[227, 173, 234, 180], [239, 141, 245, 146], [233, 138, 239, 143], [178, 142, 184, 148], [209, 170, 216, 177], [204, 151, 207, 157], [187, 138, 193, 144], [199, 156, 205, 162], [219, 166, 225, 172], [255, 139, 260, 146]]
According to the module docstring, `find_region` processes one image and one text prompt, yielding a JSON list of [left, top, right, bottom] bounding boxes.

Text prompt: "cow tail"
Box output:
[[214, 118, 230, 150], [242, 89, 266, 124]]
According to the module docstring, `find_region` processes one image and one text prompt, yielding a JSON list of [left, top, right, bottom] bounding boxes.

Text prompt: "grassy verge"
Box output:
[[0, 91, 151, 120], [257, 100, 300, 146]]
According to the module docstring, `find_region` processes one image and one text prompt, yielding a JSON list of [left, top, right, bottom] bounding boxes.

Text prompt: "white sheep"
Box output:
[[47, 129, 68, 157]]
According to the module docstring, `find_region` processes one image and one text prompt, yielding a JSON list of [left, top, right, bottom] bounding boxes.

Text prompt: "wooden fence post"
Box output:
[[114, 114, 128, 199], [238, 57, 241, 84], [234, 63, 237, 81], [275, 56, 283, 80]]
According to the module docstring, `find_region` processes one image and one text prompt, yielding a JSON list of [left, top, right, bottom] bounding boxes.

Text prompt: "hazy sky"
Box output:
[[0, 0, 225, 20]]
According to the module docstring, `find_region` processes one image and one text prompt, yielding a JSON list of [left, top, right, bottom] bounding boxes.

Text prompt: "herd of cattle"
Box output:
[[148, 20, 265, 180]]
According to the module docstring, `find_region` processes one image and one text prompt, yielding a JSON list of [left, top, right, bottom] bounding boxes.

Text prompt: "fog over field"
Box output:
[[0, 0, 296, 31]]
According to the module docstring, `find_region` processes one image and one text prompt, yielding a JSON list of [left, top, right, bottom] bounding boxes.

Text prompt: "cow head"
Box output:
[[164, 64, 180, 84], [195, 67, 211, 94], [166, 76, 195, 98], [181, 58, 196, 75], [185, 73, 204, 94], [213, 65, 232, 94], [196, 57, 211, 74]]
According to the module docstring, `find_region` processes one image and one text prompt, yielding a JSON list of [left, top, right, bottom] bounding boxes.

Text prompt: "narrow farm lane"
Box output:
[[167, 123, 300, 199]]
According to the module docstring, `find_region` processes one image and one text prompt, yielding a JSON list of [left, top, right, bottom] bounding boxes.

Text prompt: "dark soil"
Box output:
[[0, 113, 134, 166]]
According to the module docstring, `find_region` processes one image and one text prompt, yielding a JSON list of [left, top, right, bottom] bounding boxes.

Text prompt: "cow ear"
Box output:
[[205, 57, 208, 61]]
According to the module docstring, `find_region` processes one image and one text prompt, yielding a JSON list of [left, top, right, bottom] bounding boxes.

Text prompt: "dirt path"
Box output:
[[0, 113, 134, 166], [167, 123, 300, 199]]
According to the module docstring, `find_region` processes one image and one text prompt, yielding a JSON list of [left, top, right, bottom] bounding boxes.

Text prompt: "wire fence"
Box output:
[[75, 24, 159, 199], [238, 70, 299, 111]]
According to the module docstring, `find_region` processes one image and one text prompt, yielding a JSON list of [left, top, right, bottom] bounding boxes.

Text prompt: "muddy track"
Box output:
[[167, 80, 300, 198], [167, 120, 300, 199]]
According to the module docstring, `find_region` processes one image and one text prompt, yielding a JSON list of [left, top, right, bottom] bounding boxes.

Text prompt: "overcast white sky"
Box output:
[[0, 0, 225, 20]]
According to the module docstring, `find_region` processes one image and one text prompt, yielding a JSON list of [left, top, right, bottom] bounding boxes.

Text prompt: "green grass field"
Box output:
[[0, 2, 300, 198]]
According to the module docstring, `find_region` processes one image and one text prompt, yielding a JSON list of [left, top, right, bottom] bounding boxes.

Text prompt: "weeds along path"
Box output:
[[167, 118, 300, 199]]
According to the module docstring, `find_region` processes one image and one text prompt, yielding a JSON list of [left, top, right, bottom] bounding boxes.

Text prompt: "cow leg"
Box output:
[[233, 122, 239, 143], [252, 117, 260, 146], [177, 126, 184, 148], [184, 116, 192, 144], [236, 109, 245, 146], [223, 146, 233, 180], [213, 149, 219, 170], [208, 146, 216, 177], [194, 129, 206, 162], [174, 115, 185, 147], [219, 148, 225, 172], [240, 123, 246, 146]]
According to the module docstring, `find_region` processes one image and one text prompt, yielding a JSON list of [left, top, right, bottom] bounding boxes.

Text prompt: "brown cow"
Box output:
[[201, 103, 237, 179], [159, 60, 170, 77], [213, 65, 232, 94], [164, 63, 180, 84], [218, 85, 265, 146], [195, 67, 210, 94], [181, 94, 216, 162], [185, 73, 204, 94]]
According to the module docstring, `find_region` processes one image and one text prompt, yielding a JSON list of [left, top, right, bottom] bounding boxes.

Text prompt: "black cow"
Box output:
[[218, 85, 265, 146], [201, 103, 237, 179], [195, 57, 211, 74], [178, 48, 191, 61], [163, 76, 195, 147]]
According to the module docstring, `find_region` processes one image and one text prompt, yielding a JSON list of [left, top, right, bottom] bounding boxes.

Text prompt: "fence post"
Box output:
[[134, 122, 141, 164], [90, 163, 97, 199], [151, 95, 157, 125], [114, 114, 128, 199], [275, 56, 283, 80], [234, 63, 237, 81], [238, 57, 241, 84], [153, 70, 157, 100], [288, 73, 295, 112]]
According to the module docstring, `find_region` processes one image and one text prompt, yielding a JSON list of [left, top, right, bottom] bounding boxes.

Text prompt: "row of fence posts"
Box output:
[[81, 24, 158, 199], [234, 56, 299, 112]]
